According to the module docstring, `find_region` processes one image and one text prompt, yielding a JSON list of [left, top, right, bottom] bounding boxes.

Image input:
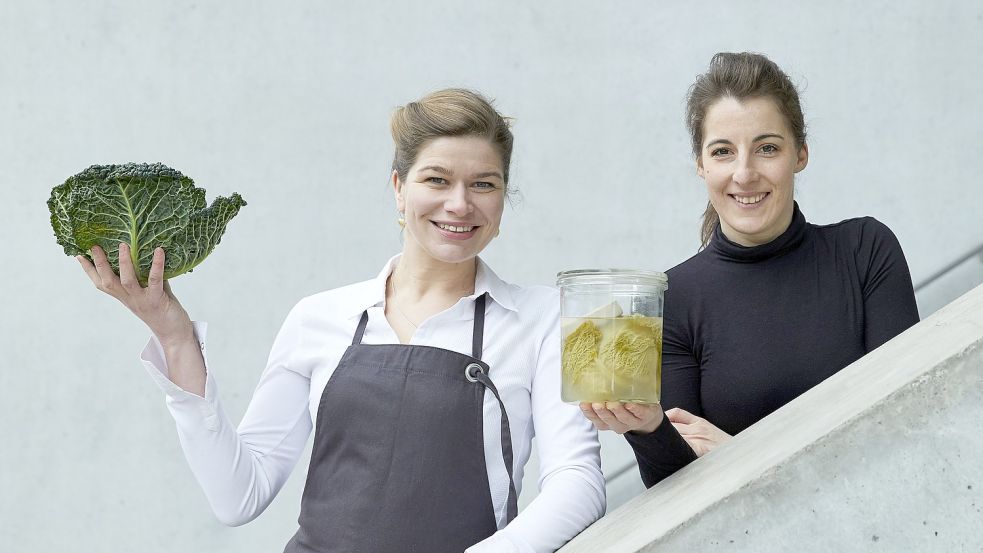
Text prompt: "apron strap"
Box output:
[[472, 293, 486, 359], [468, 294, 517, 523], [467, 365, 519, 523], [352, 311, 369, 346]]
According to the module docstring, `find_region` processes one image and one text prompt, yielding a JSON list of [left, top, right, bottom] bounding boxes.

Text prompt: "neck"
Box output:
[[394, 244, 477, 299]]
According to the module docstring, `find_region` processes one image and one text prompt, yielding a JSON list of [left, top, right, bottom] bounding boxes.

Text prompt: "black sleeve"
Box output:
[[624, 420, 698, 488], [856, 218, 920, 351], [659, 284, 703, 414]]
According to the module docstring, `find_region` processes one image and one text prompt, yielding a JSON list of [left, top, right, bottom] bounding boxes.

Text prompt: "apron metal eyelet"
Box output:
[[465, 363, 485, 382]]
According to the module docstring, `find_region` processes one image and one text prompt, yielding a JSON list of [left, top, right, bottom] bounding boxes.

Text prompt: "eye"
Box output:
[[710, 147, 732, 157], [472, 181, 498, 191], [426, 176, 448, 185], [758, 144, 779, 155]]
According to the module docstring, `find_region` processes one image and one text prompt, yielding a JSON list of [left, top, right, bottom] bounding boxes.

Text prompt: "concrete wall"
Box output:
[[560, 283, 983, 552], [2, 1, 981, 551]]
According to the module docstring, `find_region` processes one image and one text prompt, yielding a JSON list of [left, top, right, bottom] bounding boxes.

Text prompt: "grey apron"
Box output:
[[284, 294, 519, 553]]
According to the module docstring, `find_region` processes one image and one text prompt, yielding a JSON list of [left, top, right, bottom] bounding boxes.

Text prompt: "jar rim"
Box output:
[[556, 268, 668, 287]]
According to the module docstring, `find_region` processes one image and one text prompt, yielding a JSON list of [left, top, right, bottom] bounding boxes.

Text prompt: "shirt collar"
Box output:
[[474, 257, 518, 313], [708, 201, 807, 263], [339, 254, 517, 320]]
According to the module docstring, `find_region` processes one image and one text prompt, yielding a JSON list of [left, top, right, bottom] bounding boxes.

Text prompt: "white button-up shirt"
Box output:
[[141, 256, 605, 553]]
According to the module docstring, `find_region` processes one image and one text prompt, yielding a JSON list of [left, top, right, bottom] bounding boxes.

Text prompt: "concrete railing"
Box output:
[[559, 283, 983, 552]]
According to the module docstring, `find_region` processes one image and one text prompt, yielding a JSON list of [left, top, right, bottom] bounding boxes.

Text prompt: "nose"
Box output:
[[732, 155, 759, 186], [444, 182, 473, 215]]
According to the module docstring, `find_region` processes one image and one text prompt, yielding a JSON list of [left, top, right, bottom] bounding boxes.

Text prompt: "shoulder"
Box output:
[[811, 216, 905, 258], [509, 282, 559, 304], [660, 251, 717, 332], [503, 282, 560, 319], [477, 257, 560, 319], [665, 248, 715, 291], [811, 216, 899, 244], [490, 282, 560, 353], [285, 277, 378, 324]]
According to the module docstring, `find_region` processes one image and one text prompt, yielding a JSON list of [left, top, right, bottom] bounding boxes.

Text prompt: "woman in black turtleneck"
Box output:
[[580, 52, 919, 487]]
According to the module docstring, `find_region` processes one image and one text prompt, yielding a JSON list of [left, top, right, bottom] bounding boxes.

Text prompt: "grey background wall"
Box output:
[[2, 1, 981, 551]]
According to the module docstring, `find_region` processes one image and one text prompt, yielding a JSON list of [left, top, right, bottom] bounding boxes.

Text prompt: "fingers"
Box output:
[[89, 245, 122, 297], [670, 413, 730, 444], [117, 243, 140, 292], [579, 403, 610, 431], [77, 255, 100, 286], [606, 402, 644, 426], [591, 403, 625, 432], [670, 422, 690, 435], [147, 247, 165, 290], [590, 402, 646, 434], [667, 407, 701, 436], [666, 407, 699, 424], [672, 421, 710, 438], [579, 401, 667, 434], [624, 402, 657, 419]]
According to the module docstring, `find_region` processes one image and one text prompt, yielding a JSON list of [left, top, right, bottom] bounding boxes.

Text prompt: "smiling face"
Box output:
[[393, 135, 506, 265], [697, 96, 809, 247]]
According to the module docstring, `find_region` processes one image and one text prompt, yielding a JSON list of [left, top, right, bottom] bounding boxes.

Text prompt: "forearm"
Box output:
[[141, 322, 313, 525], [172, 399, 308, 526], [519, 387, 605, 549], [471, 466, 605, 553], [159, 324, 206, 397], [624, 419, 698, 487], [150, 370, 312, 526]]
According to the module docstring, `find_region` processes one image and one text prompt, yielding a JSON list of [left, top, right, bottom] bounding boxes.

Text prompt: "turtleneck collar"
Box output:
[[708, 202, 807, 263]]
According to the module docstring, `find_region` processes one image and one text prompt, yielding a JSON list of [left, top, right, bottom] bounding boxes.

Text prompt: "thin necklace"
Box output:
[[389, 272, 420, 328], [388, 268, 476, 329]]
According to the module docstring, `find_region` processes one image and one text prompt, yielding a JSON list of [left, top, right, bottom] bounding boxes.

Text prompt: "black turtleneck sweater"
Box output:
[[626, 203, 919, 487]]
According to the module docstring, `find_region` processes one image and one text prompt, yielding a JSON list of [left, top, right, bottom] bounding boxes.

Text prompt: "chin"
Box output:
[[424, 244, 483, 265], [729, 220, 769, 235], [731, 222, 783, 245]]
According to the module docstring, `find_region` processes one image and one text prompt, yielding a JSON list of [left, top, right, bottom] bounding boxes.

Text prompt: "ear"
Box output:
[[391, 170, 405, 213], [696, 156, 706, 179], [794, 143, 809, 173]]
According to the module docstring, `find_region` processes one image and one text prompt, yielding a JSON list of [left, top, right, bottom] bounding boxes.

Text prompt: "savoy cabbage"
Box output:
[[49, 162, 246, 284]]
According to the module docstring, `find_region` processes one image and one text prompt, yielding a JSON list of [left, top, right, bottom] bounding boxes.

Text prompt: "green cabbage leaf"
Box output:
[[48, 162, 246, 284]]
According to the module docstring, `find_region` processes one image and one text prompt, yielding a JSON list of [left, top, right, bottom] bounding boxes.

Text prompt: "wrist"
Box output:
[[635, 405, 665, 435], [155, 322, 196, 350]]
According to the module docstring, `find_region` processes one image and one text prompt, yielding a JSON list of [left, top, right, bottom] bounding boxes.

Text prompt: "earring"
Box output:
[[397, 213, 405, 228]]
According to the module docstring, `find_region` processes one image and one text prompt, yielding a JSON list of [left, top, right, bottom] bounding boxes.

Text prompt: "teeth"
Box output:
[[436, 223, 474, 232], [735, 193, 766, 205]]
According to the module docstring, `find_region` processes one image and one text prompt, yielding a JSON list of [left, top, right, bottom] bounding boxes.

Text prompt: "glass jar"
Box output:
[[556, 269, 668, 404]]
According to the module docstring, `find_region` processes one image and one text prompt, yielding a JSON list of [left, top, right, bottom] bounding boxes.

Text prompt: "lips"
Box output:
[[731, 192, 769, 206], [431, 220, 479, 240], [433, 222, 475, 233]]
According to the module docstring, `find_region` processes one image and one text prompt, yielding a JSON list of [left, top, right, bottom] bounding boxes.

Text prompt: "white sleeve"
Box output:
[[470, 305, 606, 553], [140, 307, 313, 526]]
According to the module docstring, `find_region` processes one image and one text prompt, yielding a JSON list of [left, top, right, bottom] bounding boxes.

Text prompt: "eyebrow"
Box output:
[[417, 166, 504, 180], [416, 165, 452, 175], [705, 133, 787, 150], [472, 171, 504, 180]]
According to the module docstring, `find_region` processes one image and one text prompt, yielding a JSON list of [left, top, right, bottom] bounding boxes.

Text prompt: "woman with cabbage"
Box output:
[[580, 52, 920, 486], [78, 89, 604, 552]]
